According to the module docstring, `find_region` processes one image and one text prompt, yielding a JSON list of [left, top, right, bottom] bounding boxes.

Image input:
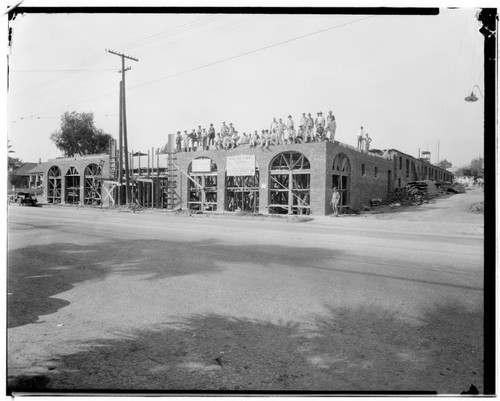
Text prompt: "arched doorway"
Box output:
[[269, 151, 311, 215], [84, 163, 103, 206], [47, 166, 62, 204], [225, 163, 260, 213], [188, 157, 218, 211], [65, 166, 80, 204], [332, 153, 351, 211]]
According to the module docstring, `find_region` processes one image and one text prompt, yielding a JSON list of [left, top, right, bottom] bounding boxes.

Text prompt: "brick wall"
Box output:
[[175, 142, 394, 215], [326, 143, 393, 212], [35, 145, 452, 213], [390, 151, 454, 188], [39, 154, 110, 204]]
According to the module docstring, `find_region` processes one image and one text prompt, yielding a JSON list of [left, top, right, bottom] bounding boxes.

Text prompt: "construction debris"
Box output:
[[441, 182, 466, 194], [388, 181, 437, 207], [119, 203, 144, 213], [468, 202, 484, 214]]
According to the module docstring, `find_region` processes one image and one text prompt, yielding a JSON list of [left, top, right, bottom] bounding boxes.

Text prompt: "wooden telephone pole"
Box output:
[[106, 49, 138, 205]]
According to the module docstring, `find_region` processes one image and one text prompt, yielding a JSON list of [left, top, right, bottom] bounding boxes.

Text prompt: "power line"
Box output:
[[9, 15, 226, 101], [11, 114, 118, 123], [11, 69, 118, 73], [31, 16, 375, 116], [116, 14, 226, 52], [130, 16, 376, 90]]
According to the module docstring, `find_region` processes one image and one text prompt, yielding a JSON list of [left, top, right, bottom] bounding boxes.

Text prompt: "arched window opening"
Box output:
[[226, 161, 259, 213], [65, 166, 80, 204], [332, 153, 351, 211], [269, 152, 310, 215], [84, 163, 103, 206], [47, 166, 62, 204], [188, 157, 218, 211]]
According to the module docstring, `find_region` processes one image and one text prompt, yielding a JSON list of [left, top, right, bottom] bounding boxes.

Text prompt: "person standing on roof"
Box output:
[[221, 122, 229, 137], [286, 115, 294, 143], [277, 118, 286, 144], [190, 129, 197, 150], [315, 111, 326, 142], [270, 117, 278, 135], [306, 113, 314, 142], [299, 113, 307, 142], [364, 133, 372, 152], [201, 128, 208, 150], [357, 126, 364, 150], [325, 113, 337, 142], [196, 125, 203, 148], [182, 130, 189, 152], [208, 123, 215, 148], [175, 131, 182, 152]]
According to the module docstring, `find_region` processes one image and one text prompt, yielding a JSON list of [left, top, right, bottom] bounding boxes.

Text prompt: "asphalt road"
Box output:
[[7, 190, 484, 394]]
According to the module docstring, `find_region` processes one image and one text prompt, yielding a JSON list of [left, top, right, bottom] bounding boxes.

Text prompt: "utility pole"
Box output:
[[106, 49, 138, 205], [118, 81, 123, 206]]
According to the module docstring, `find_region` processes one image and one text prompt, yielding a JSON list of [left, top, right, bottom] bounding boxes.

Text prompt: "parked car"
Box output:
[[14, 192, 38, 206]]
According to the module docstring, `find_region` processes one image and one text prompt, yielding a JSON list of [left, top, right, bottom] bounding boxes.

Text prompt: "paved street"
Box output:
[[7, 190, 484, 393]]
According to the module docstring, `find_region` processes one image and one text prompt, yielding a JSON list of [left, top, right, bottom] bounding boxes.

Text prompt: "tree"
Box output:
[[437, 159, 452, 169], [7, 139, 20, 170], [50, 111, 113, 157], [455, 157, 483, 177], [7, 139, 23, 189]]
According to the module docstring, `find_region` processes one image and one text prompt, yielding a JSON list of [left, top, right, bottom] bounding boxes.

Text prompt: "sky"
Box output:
[[6, 6, 486, 168]]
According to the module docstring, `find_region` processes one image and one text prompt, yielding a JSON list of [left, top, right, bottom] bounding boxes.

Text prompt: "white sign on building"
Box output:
[[227, 155, 256, 176], [192, 158, 212, 173]]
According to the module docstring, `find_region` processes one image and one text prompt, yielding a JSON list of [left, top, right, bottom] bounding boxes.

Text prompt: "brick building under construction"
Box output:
[[28, 139, 453, 215]]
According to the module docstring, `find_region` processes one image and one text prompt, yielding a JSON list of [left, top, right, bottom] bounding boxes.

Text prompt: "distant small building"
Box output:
[[9, 162, 38, 190], [27, 154, 109, 205]]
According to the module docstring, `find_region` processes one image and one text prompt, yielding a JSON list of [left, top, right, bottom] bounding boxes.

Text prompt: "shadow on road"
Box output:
[[8, 239, 341, 328], [8, 303, 483, 394]]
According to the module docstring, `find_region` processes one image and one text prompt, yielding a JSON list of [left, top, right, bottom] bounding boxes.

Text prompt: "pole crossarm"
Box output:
[[105, 49, 139, 62]]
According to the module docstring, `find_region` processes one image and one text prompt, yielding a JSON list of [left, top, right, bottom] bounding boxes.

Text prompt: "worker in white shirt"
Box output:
[[364, 133, 372, 152], [315, 112, 326, 142], [325, 114, 337, 142], [306, 113, 314, 142], [357, 126, 365, 150]]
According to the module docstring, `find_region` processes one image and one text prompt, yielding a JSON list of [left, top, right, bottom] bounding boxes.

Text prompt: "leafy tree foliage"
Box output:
[[7, 139, 24, 187], [7, 140, 21, 170], [455, 157, 484, 177], [437, 159, 452, 169], [158, 143, 169, 154], [50, 111, 113, 157]]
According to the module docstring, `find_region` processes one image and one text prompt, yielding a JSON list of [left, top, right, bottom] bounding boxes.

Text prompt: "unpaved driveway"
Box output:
[[7, 189, 484, 394]]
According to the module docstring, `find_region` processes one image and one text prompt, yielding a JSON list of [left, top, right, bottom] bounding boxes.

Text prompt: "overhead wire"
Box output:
[[29, 16, 376, 117], [152, 14, 263, 54], [11, 69, 118, 73], [10, 15, 233, 104], [115, 14, 226, 53], [130, 16, 376, 90]]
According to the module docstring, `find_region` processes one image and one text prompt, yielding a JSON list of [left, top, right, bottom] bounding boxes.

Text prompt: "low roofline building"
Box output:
[[31, 140, 453, 215]]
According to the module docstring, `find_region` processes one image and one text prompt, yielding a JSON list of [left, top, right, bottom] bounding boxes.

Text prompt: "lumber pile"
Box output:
[[389, 181, 437, 207]]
